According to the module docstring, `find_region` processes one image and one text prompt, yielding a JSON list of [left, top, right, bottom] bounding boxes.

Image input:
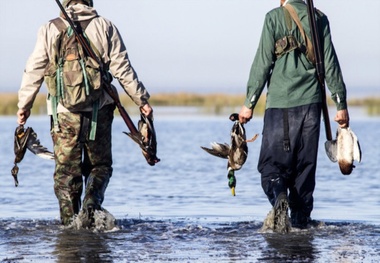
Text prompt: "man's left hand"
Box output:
[[334, 109, 349, 128]]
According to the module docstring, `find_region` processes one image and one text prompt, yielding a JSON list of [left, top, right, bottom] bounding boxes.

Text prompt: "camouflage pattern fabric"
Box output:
[[51, 104, 115, 225]]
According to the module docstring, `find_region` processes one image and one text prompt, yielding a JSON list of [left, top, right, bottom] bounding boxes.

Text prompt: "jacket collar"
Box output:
[[283, 0, 305, 5]]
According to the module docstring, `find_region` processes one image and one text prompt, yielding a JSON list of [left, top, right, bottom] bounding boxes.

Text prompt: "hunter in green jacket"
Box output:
[[243, 0, 347, 111], [239, 0, 350, 231]]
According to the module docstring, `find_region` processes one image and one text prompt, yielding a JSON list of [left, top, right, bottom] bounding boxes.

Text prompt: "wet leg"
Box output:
[[52, 112, 83, 225]]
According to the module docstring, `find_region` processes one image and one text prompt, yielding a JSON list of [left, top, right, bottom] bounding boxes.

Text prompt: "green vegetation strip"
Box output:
[[2, 92, 379, 116]]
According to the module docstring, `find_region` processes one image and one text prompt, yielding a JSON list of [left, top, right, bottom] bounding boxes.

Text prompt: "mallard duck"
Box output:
[[201, 113, 258, 196], [125, 113, 160, 166], [11, 125, 54, 187]]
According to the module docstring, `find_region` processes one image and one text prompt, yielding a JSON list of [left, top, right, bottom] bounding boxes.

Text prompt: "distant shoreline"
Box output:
[[1, 92, 379, 116]]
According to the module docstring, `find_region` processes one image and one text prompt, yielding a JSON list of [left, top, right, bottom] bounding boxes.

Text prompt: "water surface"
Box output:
[[1, 109, 379, 262]]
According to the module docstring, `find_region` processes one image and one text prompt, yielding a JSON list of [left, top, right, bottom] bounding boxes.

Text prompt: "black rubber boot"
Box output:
[[270, 176, 287, 206], [273, 192, 290, 233], [83, 175, 109, 208], [84, 204, 95, 228], [271, 176, 290, 233], [82, 174, 109, 227], [291, 210, 311, 229]]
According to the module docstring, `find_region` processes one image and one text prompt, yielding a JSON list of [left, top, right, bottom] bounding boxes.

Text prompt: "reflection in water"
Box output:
[[54, 230, 112, 263], [261, 231, 316, 262]]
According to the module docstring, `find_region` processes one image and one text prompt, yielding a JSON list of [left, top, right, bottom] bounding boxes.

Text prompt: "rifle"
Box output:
[[306, 0, 334, 160], [54, 0, 159, 165]]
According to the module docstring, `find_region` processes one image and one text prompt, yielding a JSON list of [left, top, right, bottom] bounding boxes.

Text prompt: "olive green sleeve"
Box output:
[[321, 15, 348, 110], [244, 14, 275, 110]]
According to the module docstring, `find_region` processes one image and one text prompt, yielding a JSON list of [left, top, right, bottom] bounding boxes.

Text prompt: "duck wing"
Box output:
[[26, 128, 54, 160], [349, 128, 362, 163], [201, 142, 230, 159], [337, 127, 362, 175]]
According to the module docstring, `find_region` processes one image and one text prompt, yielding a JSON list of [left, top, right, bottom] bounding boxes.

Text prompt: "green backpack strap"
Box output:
[[283, 4, 316, 64], [274, 7, 300, 59], [77, 39, 100, 141], [89, 100, 99, 141], [51, 95, 60, 132], [283, 6, 293, 31]]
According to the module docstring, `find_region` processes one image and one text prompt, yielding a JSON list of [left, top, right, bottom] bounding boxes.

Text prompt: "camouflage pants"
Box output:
[[51, 104, 115, 225]]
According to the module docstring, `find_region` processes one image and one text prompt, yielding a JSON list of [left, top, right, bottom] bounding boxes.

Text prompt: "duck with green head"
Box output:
[[201, 113, 258, 196]]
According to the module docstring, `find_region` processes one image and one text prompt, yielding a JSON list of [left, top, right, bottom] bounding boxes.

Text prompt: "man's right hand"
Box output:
[[334, 109, 350, 128], [140, 103, 153, 118], [17, 109, 30, 125], [238, 105, 253, 124]]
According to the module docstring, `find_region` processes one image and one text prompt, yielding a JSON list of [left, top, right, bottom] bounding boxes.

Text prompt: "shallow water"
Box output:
[[1, 108, 379, 262], [1, 219, 379, 262]]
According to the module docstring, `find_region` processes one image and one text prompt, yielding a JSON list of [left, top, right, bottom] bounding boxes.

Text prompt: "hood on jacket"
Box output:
[[61, 3, 98, 22], [62, 0, 93, 8]]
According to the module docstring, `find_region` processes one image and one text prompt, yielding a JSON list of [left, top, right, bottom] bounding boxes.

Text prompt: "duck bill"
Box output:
[[325, 140, 337, 163], [231, 187, 236, 196]]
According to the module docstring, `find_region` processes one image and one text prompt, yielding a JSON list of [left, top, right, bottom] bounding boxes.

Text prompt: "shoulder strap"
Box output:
[[78, 18, 95, 32], [50, 17, 96, 32], [283, 7, 293, 31], [50, 17, 67, 32], [283, 4, 315, 64]]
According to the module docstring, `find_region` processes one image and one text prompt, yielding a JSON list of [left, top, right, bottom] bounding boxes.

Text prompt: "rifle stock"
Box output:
[[306, 0, 332, 141]]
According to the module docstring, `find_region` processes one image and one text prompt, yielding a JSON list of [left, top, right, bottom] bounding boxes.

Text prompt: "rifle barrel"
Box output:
[[306, 0, 332, 141]]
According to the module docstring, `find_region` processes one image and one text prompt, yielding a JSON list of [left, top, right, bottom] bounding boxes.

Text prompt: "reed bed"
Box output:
[[1, 92, 379, 116]]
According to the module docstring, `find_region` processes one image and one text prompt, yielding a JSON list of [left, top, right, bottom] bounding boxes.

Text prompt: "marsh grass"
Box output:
[[3, 92, 266, 116], [2, 92, 379, 116], [349, 97, 380, 116], [0, 93, 48, 116]]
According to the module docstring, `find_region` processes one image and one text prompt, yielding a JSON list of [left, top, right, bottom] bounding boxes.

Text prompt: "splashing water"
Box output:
[[66, 208, 118, 232]]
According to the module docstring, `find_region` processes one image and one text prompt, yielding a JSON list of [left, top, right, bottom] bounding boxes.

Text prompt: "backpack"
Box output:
[[275, 4, 316, 65], [44, 17, 103, 140]]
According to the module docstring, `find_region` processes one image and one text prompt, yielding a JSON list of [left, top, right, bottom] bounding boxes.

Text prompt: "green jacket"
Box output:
[[244, 0, 347, 111]]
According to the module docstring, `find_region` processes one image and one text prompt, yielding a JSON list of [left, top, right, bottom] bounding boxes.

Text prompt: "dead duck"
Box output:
[[326, 127, 362, 175], [201, 113, 259, 196], [125, 113, 160, 166], [11, 125, 54, 186]]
